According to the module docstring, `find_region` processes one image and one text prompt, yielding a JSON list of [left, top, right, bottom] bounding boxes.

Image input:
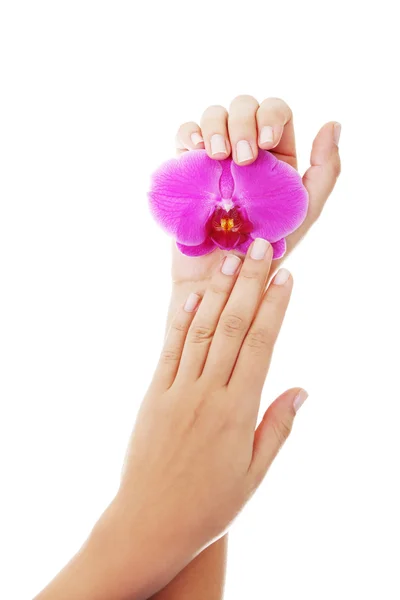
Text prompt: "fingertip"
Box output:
[[261, 124, 284, 150], [293, 388, 309, 413], [272, 268, 291, 286], [233, 140, 258, 165], [190, 132, 205, 149], [333, 122, 341, 147], [183, 292, 201, 313], [209, 133, 230, 159]]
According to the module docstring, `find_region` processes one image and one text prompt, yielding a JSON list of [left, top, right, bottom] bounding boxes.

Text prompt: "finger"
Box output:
[[228, 94, 259, 165], [256, 97, 297, 167], [175, 121, 205, 155], [272, 121, 341, 271], [247, 388, 308, 489], [230, 268, 293, 418], [302, 121, 341, 222], [153, 292, 201, 389], [200, 105, 231, 160], [177, 254, 242, 381], [202, 238, 273, 386]]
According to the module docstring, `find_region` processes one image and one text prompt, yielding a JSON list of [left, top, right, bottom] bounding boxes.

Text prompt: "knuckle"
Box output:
[[240, 267, 263, 283], [305, 194, 324, 223], [178, 121, 198, 133], [171, 320, 187, 334], [209, 281, 229, 298], [271, 415, 293, 446], [201, 104, 228, 121], [221, 313, 246, 337], [190, 324, 214, 344], [260, 97, 292, 121], [160, 348, 180, 365], [272, 97, 292, 115], [230, 94, 258, 109], [332, 155, 342, 178], [229, 114, 255, 129], [246, 327, 271, 354]]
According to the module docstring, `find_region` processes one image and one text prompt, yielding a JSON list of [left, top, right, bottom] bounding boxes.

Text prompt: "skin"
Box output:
[[153, 95, 341, 599], [35, 243, 306, 600], [35, 96, 341, 600]]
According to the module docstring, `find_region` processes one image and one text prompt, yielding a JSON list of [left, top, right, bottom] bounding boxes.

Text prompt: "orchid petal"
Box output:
[[236, 237, 253, 254], [231, 151, 308, 243], [149, 151, 222, 246], [271, 238, 286, 259], [176, 238, 216, 257]]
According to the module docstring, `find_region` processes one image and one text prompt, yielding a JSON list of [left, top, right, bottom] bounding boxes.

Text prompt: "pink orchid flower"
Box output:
[[148, 149, 308, 259]]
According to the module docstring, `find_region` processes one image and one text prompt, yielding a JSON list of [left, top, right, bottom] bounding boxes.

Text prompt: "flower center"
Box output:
[[207, 204, 253, 250], [220, 217, 235, 231]]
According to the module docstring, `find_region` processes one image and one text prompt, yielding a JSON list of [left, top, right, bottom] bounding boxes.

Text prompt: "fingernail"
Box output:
[[293, 389, 308, 413], [184, 293, 201, 313], [250, 238, 269, 260], [191, 132, 204, 147], [333, 122, 341, 146], [259, 125, 274, 145], [221, 254, 241, 276], [211, 134, 227, 156], [273, 268, 291, 285], [236, 140, 253, 163]]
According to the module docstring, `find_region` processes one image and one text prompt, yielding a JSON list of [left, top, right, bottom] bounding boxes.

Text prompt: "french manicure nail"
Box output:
[[293, 389, 309, 413], [333, 122, 341, 146], [221, 254, 241, 276], [236, 140, 253, 163], [184, 293, 201, 313], [191, 132, 204, 147], [250, 238, 269, 260], [273, 268, 291, 285], [211, 134, 227, 156], [259, 125, 274, 145]]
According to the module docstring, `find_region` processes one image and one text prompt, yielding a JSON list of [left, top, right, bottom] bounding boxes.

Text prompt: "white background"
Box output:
[[1, 1, 399, 598]]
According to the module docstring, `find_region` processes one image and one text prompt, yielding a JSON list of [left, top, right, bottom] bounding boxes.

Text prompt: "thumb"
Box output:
[[302, 121, 341, 223], [248, 388, 308, 488], [275, 122, 341, 264]]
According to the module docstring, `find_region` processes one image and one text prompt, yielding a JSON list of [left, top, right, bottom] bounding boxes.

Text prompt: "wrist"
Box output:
[[89, 497, 193, 600], [35, 504, 156, 600]]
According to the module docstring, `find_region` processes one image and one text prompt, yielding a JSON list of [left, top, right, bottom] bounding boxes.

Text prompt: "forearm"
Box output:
[[34, 501, 178, 600], [34, 509, 148, 600], [150, 536, 227, 600]]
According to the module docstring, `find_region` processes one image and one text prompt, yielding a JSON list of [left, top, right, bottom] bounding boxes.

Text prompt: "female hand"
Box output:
[[101, 239, 307, 599], [173, 95, 341, 285], [151, 95, 340, 600]]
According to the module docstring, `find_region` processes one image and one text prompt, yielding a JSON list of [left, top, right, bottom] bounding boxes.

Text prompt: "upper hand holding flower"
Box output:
[[159, 95, 341, 285]]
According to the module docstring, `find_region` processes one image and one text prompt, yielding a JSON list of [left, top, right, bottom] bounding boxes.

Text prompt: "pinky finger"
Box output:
[[175, 122, 205, 155], [153, 293, 202, 389]]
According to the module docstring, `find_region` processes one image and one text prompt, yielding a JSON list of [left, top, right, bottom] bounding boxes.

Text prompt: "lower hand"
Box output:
[[103, 240, 307, 599]]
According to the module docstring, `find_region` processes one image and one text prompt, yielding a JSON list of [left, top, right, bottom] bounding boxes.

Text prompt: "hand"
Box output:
[[173, 95, 341, 285], [104, 240, 307, 599], [154, 95, 340, 600]]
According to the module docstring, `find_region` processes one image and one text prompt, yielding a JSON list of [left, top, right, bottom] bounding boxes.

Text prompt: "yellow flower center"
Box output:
[[220, 218, 235, 231]]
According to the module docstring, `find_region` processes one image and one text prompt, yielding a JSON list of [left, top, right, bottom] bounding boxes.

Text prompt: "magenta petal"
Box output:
[[148, 150, 222, 246], [271, 238, 286, 259], [236, 237, 253, 254], [231, 151, 308, 242], [176, 238, 216, 257]]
